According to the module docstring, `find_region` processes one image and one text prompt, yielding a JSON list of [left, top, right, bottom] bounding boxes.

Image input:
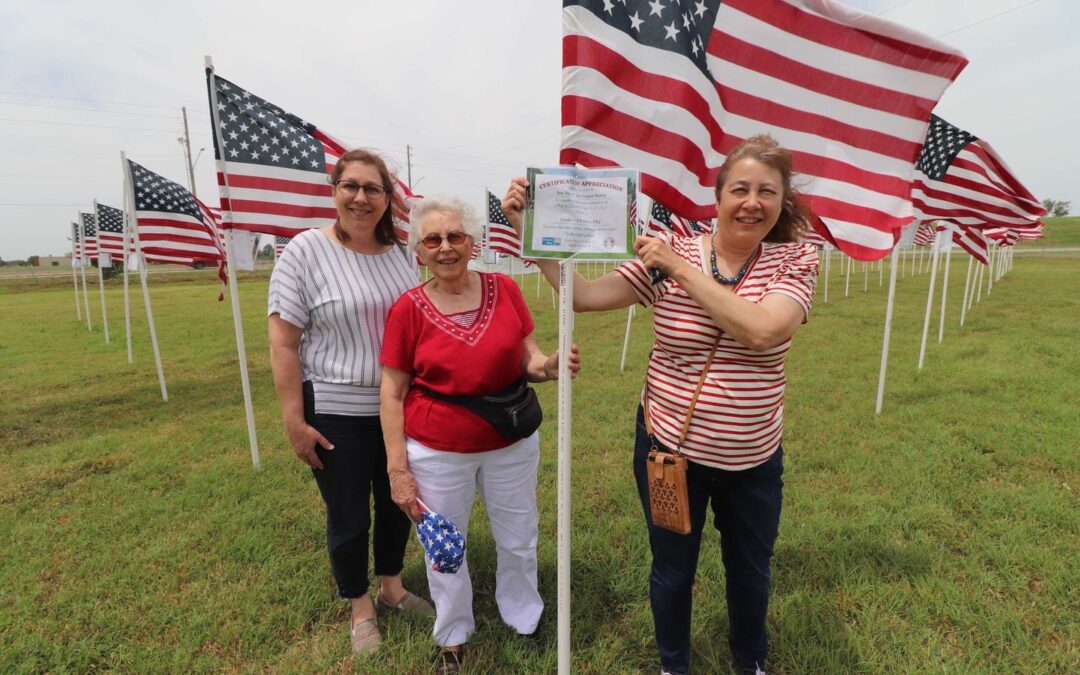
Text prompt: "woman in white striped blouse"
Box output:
[[269, 149, 433, 656], [501, 135, 819, 675]]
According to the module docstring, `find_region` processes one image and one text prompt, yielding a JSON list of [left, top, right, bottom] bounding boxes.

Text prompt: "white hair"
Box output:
[[407, 197, 483, 249]]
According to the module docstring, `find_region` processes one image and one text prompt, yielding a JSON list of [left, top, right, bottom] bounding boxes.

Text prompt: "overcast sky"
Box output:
[[1, 0, 1074, 260]]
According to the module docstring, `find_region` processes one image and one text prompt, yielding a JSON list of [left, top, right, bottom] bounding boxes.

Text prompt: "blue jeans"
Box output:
[[633, 405, 784, 674], [304, 382, 412, 599]]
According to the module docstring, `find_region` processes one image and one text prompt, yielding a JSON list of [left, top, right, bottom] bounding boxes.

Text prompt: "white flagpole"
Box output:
[[863, 260, 868, 292], [936, 247, 952, 343], [910, 243, 916, 276], [918, 245, 925, 274], [78, 215, 93, 331], [71, 225, 82, 320], [844, 254, 851, 297], [823, 247, 830, 303], [556, 260, 574, 675], [122, 152, 168, 401], [207, 55, 261, 471], [874, 248, 900, 415], [120, 183, 134, 363], [879, 257, 883, 287], [899, 247, 905, 280], [92, 201, 111, 344], [959, 255, 973, 327], [917, 231, 942, 370], [619, 304, 635, 372], [974, 254, 984, 304], [986, 244, 995, 296]]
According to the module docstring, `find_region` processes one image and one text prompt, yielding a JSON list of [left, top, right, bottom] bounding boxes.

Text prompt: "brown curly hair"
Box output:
[[330, 148, 405, 246], [714, 135, 809, 244]]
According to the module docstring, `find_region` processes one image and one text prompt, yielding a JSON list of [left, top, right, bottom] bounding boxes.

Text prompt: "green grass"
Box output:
[[1021, 216, 1080, 249], [1, 256, 1078, 673]]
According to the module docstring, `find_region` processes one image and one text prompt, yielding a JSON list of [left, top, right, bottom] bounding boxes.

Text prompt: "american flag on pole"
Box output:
[[984, 226, 1021, 247], [72, 221, 84, 266], [127, 160, 226, 276], [949, 224, 989, 265], [80, 212, 98, 261], [912, 114, 1045, 231], [486, 189, 522, 257], [1015, 222, 1045, 241], [206, 70, 416, 237], [913, 222, 935, 246], [647, 201, 713, 238], [560, 0, 968, 261], [95, 203, 126, 260]]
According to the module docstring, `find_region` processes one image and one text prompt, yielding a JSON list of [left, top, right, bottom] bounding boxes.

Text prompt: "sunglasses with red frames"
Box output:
[[419, 231, 470, 249]]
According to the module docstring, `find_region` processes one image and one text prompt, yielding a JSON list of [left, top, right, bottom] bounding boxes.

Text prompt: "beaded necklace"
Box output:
[[709, 244, 758, 286]]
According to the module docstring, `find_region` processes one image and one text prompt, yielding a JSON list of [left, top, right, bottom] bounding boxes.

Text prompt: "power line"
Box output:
[[0, 118, 178, 133], [938, 0, 1044, 37], [0, 100, 184, 120], [0, 90, 201, 111], [876, 0, 916, 15]]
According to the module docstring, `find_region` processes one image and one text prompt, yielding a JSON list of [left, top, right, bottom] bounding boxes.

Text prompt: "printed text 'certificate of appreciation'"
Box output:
[[522, 167, 638, 260]]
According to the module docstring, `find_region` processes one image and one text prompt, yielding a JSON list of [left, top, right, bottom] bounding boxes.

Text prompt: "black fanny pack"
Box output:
[[421, 378, 543, 440]]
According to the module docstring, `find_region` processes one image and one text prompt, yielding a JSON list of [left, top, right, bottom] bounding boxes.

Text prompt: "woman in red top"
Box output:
[[502, 136, 818, 675], [380, 197, 579, 674]]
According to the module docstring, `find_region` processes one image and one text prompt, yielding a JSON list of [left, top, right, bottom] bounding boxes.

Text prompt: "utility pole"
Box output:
[[406, 144, 412, 190], [181, 106, 197, 198]]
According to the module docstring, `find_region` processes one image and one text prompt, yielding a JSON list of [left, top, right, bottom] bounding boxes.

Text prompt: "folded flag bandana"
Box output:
[[415, 499, 465, 574]]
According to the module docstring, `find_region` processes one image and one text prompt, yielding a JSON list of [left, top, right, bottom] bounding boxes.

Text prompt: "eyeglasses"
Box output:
[[419, 231, 469, 249], [334, 180, 388, 199]]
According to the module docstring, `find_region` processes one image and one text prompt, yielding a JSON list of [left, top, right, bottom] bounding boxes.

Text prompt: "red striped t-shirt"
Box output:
[[615, 234, 818, 470]]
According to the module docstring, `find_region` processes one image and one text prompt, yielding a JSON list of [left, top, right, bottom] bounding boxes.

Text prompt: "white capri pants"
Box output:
[[406, 432, 544, 647]]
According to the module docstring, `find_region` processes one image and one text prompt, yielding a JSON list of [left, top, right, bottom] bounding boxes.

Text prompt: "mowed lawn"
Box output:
[[1, 251, 1077, 673]]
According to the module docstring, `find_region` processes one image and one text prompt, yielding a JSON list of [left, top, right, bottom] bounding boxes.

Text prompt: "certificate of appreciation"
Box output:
[[522, 167, 639, 260]]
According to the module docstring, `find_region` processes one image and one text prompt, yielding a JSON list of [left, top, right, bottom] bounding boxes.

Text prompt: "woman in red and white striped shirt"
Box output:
[[502, 135, 818, 675]]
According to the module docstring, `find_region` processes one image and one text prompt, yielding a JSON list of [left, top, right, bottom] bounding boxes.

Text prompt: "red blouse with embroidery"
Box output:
[[380, 272, 535, 452]]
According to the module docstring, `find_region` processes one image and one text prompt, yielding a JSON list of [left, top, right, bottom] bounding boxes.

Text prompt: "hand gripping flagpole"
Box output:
[[874, 247, 901, 415], [917, 229, 942, 370], [121, 152, 168, 401], [206, 55, 261, 470], [92, 200, 111, 344], [557, 260, 574, 675]]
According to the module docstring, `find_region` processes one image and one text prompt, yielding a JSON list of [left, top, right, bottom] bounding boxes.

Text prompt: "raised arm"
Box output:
[[268, 314, 333, 469], [501, 177, 639, 313], [380, 365, 421, 522]]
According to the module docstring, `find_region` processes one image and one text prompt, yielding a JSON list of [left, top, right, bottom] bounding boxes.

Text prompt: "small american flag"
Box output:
[[486, 189, 521, 257], [273, 235, 291, 259], [128, 159, 225, 273], [207, 70, 416, 237], [646, 201, 713, 238], [561, 0, 968, 261], [949, 224, 989, 265], [95, 203, 126, 259], [913, 114, 1045, 231], [80, 212, 98, 261], [72, 221, 83, 265], [984, 227, 1021, 247], [913, 223, 936, 247]]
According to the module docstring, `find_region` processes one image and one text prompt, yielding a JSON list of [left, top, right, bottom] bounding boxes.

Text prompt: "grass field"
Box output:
[[1, 250, 1077, 673]]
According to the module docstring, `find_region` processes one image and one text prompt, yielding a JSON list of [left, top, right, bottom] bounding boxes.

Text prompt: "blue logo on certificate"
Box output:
[[542, 237, 561, 246]]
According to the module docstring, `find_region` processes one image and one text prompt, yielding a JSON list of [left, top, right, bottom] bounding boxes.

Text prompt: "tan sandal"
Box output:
[[350, 617, 381, 655], [376, 590, 435, 618]]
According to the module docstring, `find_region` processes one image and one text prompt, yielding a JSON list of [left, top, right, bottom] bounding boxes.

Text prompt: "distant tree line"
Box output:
[[1041, 199, 1071, 217]]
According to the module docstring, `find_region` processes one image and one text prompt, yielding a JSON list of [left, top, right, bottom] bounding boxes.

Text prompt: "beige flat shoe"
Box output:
[[376, 590, 435, 618], [350, 617, 381, 655]]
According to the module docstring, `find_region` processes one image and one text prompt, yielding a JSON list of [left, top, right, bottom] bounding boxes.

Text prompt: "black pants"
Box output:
[[633, 405, 784, 674], [304, 382, 413, 599]]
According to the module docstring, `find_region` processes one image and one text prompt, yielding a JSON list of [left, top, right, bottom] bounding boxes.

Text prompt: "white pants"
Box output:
[[406, 433, 544, 647]]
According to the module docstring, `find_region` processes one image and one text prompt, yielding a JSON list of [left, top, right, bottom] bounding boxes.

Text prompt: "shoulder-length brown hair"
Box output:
[[330, 148, 406, 246], [714, 134, 809, 244]]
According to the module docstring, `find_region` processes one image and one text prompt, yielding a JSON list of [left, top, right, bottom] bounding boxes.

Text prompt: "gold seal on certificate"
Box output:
[[522, 167, 639, 260]]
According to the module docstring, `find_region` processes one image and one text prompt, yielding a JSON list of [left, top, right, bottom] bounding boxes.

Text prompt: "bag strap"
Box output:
[[643, 336, 720, 455]]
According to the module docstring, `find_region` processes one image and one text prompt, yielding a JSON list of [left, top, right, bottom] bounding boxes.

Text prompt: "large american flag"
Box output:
[[912, 114, 1045, 232], [95, 203, 126, 260], [560, 0, 968, 261], [80, 212, 98, 261], [206, 70, 416, 237], [127, 159, 226, 273]]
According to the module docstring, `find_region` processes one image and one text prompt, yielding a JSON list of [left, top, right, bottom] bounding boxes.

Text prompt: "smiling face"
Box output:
[[416, 209, 472, 279], [715, 157, 784, 246], [332, 161, 389, 233]]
